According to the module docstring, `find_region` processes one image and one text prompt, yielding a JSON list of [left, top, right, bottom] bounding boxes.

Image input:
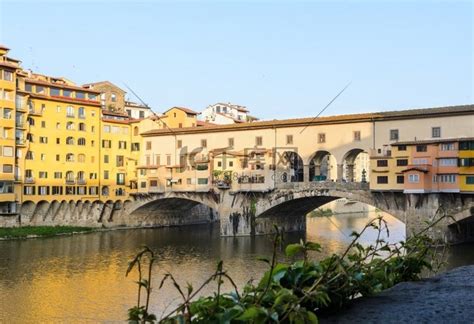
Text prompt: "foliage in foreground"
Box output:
[[0, 225, 93, 239], [127, 215, 447, 323]]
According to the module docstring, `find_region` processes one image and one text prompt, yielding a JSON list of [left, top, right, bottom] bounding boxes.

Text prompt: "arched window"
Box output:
[[66, 153, 75, 162], [66, 122, 74, 130], [77, 171, 85, 180], [79, 122, 86, 131], [66, 137, 75, 145], [78, 154, 85, 163], [133, 126, 139, 136], [65, 171, 74, 181], [101, 186, 109, 196], [56, 122, 60, 129], [78, 138, 86, 145]]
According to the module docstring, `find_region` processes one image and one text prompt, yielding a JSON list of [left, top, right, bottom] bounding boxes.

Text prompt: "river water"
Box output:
[[1, 212, 473, 323]]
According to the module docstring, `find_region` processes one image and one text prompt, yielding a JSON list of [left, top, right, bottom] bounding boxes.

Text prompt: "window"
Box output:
[[66, 153, 74, 162], [111, 93, 116, 102], [432, 127, 441, 138], [201, 139, 207, 148], [41, 121, 46, 128], [377, 160, 388, 167], [56, 154, 60, 161], [416, 145, 427, 152], [41, 154, 46, 161], [90, 173, 97, 179], [66, 186, 75, 195], [441, 143, 455, 151], [104, 155, 109, 163], [118, 141, 127, 149], [408, 174, 420, 183], [256, 136, 263, 146], [24, 186, 35, 195], [103, 125, 111, 133], [132, 143, 140, 151], [3, 70, 13, 81], [178, 123, 182, 128], [39, 171, 48, 179], [166, 155, 171, 166], [66, 122, 74, 130], [66, 106, 75, 117], [54, 172, 62, 179], [25, 84, 33, 92], [318, 133, 326, 143], [149, 180, 158, 187], [79, 123, 86, 131], [78, 107, 85, 118], [459, 158, 474, 167], [3, 146, 13, 157], [2, 164, 12, 173], [3, 108, 12, 119], [76, 92, 85, 99], [50, 88, 60, 96], [38, 136, 47, 144], [286, 135, 293, 145], [177, 140, 182, 149], [56, 122, 61, 129], [66, 137, 75, 145], [78, 138, 86, 145], [116, 155, 124, 167], [439, 158, 457, 166], [197, 178, 208, 185], [459, 141, 474, 151], [63, 90, 72, 98], [102, 140, 111, 148], [116, 173, 125, 185], [377, 176, 388, 184], [25, 150, 34, 160], [52, 186, 63, 195], [104, 170, 109, 180], [396, 159, 408, 166], [353, 131, 361, 142], [229, 161, 234, 167], [146, 141, 151, 150], [139, 111, 145, 118], [390, 129, 399, 141], [396, 175, 404, 184], [228, 138, 234, 147], [397, 145, 407, 151], [438, 174, 456, 183], [466, 176, 474, 185], [78, 154, 85, 163], [413, 158, 428, 165]]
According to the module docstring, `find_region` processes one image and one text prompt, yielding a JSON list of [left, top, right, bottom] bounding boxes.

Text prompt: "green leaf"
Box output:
[[236, 306, 262, 321], [286, 243, 304, 257], [306, 242, 322, 252]]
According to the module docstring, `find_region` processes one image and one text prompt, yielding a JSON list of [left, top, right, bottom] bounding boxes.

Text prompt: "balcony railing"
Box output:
[[65, 179, 76, 185], [66, 113, 75, 118], [15, 138, 26, 145], [15, 121, 25, 128], [77, 179, 87, 185]]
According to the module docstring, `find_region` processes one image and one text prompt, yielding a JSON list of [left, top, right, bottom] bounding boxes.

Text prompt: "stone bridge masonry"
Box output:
[[3, 182, 473, 243]]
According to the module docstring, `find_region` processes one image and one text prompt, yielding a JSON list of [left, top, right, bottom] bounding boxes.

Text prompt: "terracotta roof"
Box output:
[[401, 167, 429, 173], [27, 93, 101, 107], [392, 137, 474, 146], [0, 61, 19, 69], [0, 45, 10, 50], [142, 104, 474, 137], [102, 110, 130, 118], [197, 120, 216, 127], [26, 78, 101, 94], [165, 106, 200, 115]]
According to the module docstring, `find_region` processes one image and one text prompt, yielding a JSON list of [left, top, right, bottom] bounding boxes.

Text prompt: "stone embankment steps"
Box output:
[[322, 265, 474, 323]]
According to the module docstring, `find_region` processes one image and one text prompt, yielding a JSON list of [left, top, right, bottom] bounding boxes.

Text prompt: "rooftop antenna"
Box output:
[[122, 82, 176, 135], [300, 81, 352, 133]]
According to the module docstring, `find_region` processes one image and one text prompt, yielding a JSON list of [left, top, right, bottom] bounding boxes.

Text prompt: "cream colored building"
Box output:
[[138, 105, 474, 194]]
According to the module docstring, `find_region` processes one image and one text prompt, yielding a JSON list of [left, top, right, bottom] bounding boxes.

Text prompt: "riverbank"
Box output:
[[322, 265, 474, 323], [0, 226, 94, 240]]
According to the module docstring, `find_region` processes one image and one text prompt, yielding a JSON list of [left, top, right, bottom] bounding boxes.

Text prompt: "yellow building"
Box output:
[[18, 73, 103, 203], [369, 144, 412, 191], [459, 138, 474, 193], [162, 107, 199, 128], [0, 45, 19, 213]]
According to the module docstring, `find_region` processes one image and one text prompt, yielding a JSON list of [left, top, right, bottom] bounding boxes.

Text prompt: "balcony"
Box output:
[[65, 179, 76, 185], [15, 138, 26, 146], [66, 112, 75, 118], [16, 104, 27, 112], [77, 179, 87, 185], [24, 177, 35, 184], [15, 120, 26, 129], [370, 149, 392, 158], [78, 114, 86, 119]]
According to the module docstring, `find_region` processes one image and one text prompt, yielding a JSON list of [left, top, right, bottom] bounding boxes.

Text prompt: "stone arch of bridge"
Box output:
[[128, 193, 219, 227], [254, 188, 403, 224]]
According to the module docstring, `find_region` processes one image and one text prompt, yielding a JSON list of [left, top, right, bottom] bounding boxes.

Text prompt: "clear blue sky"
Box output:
[[0, 1, 472, 119]]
